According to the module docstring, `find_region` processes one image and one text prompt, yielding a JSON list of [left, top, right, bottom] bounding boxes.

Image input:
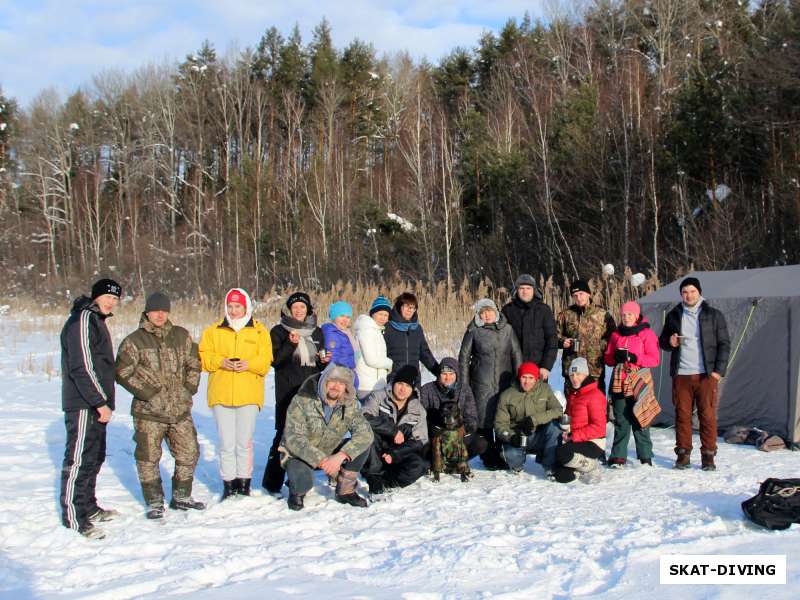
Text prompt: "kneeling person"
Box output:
[[116, 292, 205, 519], [280, 364, 373, 510], [494, 362, 563, 476], [362, 366, 429, 494]]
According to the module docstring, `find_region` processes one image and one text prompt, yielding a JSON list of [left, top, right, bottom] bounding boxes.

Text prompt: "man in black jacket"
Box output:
[[658, 277, 731, 471], [501, 274, 558, 379], [59, 278, 121, 539]]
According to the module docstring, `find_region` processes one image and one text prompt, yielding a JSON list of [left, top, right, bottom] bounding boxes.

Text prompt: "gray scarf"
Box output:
[[280, 310, 318, 367]]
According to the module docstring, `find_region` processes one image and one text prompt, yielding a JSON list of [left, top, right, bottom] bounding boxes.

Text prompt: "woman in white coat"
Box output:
[[354, 296, 393, 400]]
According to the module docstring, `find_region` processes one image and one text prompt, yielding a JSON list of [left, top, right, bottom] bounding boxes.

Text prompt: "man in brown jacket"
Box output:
[[116, 292, 206, 519]]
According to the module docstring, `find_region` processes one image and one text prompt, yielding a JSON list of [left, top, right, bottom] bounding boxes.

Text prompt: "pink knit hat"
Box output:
[[621, 301, 641, 318]]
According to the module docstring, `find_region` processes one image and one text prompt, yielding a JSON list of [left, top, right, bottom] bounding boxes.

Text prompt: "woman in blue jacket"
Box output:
[[321, 301, 360, 389]]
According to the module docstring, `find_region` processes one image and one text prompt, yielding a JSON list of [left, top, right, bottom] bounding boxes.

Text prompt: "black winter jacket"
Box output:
[[418, 356, 479, 434], [60, 296, 116, 412], [658, 300, 731, 377], [270, 322, 325, 408], [501, 296, 558, 370], [384, 308, 439, 380]]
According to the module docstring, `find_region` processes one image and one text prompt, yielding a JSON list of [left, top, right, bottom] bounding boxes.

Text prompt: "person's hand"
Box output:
[[234, 359, 249, 372], [562, 431, 571, 443], [614, 348, 629, 363], [393, 430, 405, 445], [382, 453, 393, 464], [562, 339, 572, 349], [521, 416, 536, 435], [97, 405, 112, 423], [319, 452, 346, 476], [540, 368, 550, 381], [288, 332, 300, 344], [710, 372, 721, 382], [669, 333, 680, 348], [222, 358, 238, 370]]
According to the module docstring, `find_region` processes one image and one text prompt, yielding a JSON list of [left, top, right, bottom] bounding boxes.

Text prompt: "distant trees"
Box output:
[[1, 2, 799, 298]]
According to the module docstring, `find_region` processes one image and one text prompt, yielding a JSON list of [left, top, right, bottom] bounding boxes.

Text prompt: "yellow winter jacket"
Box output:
[[199, 318, 273, 408]]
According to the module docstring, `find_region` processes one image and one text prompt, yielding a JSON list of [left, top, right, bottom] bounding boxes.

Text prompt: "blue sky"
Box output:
[[0, 0, 548, 107]]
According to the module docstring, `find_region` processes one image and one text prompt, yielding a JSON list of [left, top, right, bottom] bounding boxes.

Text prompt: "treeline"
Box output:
[[0, 0, 798, 299]]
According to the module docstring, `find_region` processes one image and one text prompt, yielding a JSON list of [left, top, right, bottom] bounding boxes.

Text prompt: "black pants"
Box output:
[[261, 399, 291, 492], [60, 409, 106, 530], [284, 446, 370, 496], [553, 441, 605, 483], [363, 445, 429, 488]]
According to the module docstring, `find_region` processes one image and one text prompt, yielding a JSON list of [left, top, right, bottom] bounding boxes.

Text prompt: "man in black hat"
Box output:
[[361, 365, 430, 495], [659, 277, 730, 471], [501, 274, 558, 381], [556, 279, 616, 394], [59, 278, 121, 539]]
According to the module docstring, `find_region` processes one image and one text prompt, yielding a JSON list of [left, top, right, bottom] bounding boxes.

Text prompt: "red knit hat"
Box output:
[[226, 289, 246, 306], [517, 362, 540, 380]]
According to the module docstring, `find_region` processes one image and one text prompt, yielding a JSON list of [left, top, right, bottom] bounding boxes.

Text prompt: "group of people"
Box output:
[[58, 274, 730, 539]]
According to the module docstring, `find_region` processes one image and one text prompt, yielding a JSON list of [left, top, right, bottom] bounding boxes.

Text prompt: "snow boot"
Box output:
[[607, 458, 626, 469], [142, 480, 165, 519], [170, 478, 206, 510], [640, 458, 653, 466], [674, 447, 691, 470], [564, 452, 598, 474], [222, 480, 236, 500], [79, 523, 106, 540], [287, 493, 305, 511], [262, 451, 286, 494], [87, 507, 119, 523], [701, 449, 717, 471], [335, 469, 368, 508], [238, 478, 251, 496], [367, 475, 385, 495], [146, 504, 165, 520]]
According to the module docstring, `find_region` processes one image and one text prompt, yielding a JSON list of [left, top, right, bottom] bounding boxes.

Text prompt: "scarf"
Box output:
[[389, 319, 419, 332], [333, 321, 361, 358], [280, 309, 318, 367], [617, 321, 649, 337], [682, 296, 705, 315], [611, 363, 639, 395]]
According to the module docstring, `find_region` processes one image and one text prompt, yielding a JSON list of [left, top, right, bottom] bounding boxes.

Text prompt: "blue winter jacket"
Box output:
[[321, 322, 359, 389]]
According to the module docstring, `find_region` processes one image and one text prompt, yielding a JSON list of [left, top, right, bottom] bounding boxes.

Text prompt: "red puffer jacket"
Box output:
[[567, 379, 607, 443]]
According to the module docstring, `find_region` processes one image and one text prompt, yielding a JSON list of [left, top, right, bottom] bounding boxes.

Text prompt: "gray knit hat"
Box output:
[[568, 357, 589, 375], [145, 291, 171, 313]]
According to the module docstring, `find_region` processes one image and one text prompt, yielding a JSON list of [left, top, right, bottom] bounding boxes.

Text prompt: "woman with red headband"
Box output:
[[200, 288, 273, 499]]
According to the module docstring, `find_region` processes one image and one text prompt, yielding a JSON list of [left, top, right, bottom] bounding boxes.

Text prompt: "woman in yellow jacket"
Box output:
[[200, 288, 272, 499]]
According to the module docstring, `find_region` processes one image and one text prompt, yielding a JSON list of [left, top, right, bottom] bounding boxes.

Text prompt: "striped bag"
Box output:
[[629, 367, 661, 428]]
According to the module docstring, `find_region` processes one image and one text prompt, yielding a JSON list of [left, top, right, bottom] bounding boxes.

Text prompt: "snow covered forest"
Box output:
[[1, 0, 799, 299]]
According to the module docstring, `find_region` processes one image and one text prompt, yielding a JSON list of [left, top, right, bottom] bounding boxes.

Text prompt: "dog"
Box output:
[[431, 401, 471, 482]]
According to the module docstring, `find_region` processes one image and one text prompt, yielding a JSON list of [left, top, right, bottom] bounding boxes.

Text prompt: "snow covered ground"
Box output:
[[0, 312, 798, 599]]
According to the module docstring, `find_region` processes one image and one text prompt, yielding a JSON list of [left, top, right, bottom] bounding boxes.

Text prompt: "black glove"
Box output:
[[520, 416, 536, 435], [510, 430, 527, 448], [614, 348, 630, 363], [626, 351, 638, 364], [398, 423, 414, 439]]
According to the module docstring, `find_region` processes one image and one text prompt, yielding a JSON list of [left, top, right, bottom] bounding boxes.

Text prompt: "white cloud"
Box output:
[[0, 0, 548, 107]]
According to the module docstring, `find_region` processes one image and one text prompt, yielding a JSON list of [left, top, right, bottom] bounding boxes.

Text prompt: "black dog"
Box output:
[[431, 402, 471, 482]]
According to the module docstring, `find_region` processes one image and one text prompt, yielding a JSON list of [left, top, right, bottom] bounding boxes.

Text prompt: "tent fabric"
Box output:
[[636, 265, 800, 445]]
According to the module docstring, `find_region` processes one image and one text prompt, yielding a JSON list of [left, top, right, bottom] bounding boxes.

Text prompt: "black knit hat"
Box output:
[[144, 291, 170, 313], [680, 277, 702, 294], [91, 278, 122, 300], [392, 365, 419, 388], [570, 279, 591, 295], [286, 291, 313, 312]]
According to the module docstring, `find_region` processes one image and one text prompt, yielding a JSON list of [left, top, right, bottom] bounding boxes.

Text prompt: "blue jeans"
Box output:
[[501, 420, 561, 472]]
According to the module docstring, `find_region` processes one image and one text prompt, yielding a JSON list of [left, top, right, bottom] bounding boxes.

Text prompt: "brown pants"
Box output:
[[672, 374, 719, 453]]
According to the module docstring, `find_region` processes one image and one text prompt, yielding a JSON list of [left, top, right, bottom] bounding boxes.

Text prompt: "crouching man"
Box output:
[[116, 292, 205, 519], [280, 364, 373, 510], [494, 362, 563, 478], [362, 365, 429, 495]]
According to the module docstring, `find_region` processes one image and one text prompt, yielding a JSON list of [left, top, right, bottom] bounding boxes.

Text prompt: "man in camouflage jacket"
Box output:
[[557, 280, 616, 394], [280, 364, 373, 510], [115, 292, 205, 518]]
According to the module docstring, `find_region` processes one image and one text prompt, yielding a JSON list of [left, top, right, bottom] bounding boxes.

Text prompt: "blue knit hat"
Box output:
[[328, 301, 353, 321], [369, 295, 392, 316]]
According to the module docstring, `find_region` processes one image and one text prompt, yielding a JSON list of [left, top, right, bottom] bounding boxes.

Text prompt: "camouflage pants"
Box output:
[[133, 416, 199, 503]]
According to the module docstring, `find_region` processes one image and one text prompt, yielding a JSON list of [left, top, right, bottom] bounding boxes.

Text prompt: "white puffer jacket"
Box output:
[[354, 314, 393, 393]]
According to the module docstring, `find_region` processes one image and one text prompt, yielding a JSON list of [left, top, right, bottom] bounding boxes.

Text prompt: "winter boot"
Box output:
[[87, 506, 119, 523], [607, 458, 626, 469], [262, 451, 286, 494], [169, 478, 206, 511], [287, 493, 305, 511], [640, 458, 653, 466], [674, 448, 691, 470], [142, 480, 165, 519], [222, 480, 236, 500], [701, 449, 717, 471], [367, 475, 385, 496], [79, 523, 106, 540], [564, 452, 599, 474], [239, 478, 251, 496], [335, 469, 368, 508]]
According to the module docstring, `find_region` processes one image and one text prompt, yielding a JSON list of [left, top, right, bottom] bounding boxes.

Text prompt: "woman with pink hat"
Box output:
[[603, 301, 660, 467]]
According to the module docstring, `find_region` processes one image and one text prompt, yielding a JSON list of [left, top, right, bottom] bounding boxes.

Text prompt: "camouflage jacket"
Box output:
[[280, 370, 374, 468], [116, 315, 201, 424], [556, 304, 616, 378]]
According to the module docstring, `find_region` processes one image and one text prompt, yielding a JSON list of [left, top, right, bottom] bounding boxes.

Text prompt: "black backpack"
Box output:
[[742, 478, 800, 530]]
